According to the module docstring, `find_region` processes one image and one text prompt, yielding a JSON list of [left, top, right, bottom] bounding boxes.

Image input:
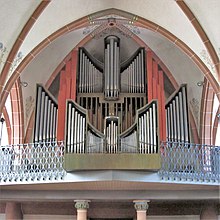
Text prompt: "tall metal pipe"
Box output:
[[104, 35, 120, 100], [175, 96, 181, 141], [179, 91, 184, 141], [152, 103, 157, 153], [182, 86, 189, 142], [71, 107, 75, 153], [39, 92, 45, 141], [46, 99, 51, 141], [67, 103, 72, 153], [149, 107, 153, 153]]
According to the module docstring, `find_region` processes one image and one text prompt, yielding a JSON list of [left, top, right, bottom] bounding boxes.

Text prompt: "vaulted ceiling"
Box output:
[[0, 0, 219, 133]]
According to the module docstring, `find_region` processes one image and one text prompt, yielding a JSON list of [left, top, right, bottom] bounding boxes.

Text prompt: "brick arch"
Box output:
[[1, 8, 219, 119], [212, 106, 220, 145], [200, 79, 215, 145], [176, 0, 219, 76], [2, 106, 11, 145], [10, 79, 24, 144], [0, 2, 50, 96]]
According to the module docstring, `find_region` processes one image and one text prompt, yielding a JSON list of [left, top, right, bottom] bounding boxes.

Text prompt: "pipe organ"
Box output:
[[78, 48, 103, 93], [66, 101, 87, 153], [138, 101, 158, 154], [121, 48, 145, 93], [33, 34, 191, 170], [104, 36, 120, 99], [34, 84, 58, 142], [165, 84, 190, 143], [105, 116, 119, 153]]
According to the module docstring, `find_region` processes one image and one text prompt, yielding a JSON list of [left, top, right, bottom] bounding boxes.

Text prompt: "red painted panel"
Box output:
[[147, 51, 153, 102], [66, 60, 72, 99], [57, 70, 66, 141], [159, 70, 166, 141], [71, 50, 78, 101]]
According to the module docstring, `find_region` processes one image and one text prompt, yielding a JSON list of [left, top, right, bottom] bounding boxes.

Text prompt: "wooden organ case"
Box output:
[[64, 35, 160, 171], [33, 35, 191, 171]]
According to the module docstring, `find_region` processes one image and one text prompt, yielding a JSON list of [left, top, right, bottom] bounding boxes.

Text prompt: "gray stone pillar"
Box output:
[[133, 200, 150, 220], [200, 203, 218, 220], [5, 202, 23, 220], [74, 200, 90, 220]]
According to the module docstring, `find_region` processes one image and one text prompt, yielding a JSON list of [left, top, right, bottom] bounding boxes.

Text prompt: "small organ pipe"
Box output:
[[77, 113, 81, 153], [46, 100, 51, 141], [179, 91, 184, 141], [54, 107, 57, 140], [166, 108, 169, 141], [182, 86, 189, 142], [144, 113, 147, 153], [67, 103, 72, 153], [175, 96, 181, 141], [152, 103, 157, 153], [50, 103, 54, 141], [79, 50, 82, 92], [34, 87, 42, 142], [79, 115, 83, 153], [172, 100, 177, 141], [146, 111, 150, 153], [141, 50, 144, 92], [43, 95, 48, 141], [82, 117, 85, 153], [81, 53, 85, 93], [71, 107, 75, 153], [39, 92, 45, 141], [149, 107, 153, 153], [170, 103, 174, 142]]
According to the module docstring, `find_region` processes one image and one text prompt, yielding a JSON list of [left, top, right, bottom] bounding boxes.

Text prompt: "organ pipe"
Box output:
[[34, 84, 58, 143], [165, 84, 190, 143], [78, 48, 103, 94], [104, 36, 120, 100], [121, 48, 146, 93]]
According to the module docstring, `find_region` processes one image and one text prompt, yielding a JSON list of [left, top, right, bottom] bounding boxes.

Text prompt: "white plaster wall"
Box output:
[[0, 0, 40, 73]]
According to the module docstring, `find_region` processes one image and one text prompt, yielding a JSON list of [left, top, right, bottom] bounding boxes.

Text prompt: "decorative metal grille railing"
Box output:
[[0, 141, 65, 182], [159, 142, 220, 183], [0, 141, 219, 183]]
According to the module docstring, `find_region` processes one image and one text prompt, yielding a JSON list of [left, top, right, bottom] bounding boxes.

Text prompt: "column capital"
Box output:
[[74, 200, 90, 210], [133, 200, 150, 211]]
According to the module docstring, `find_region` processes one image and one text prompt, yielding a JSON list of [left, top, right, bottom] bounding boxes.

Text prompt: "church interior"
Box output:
[[0, 1, 219, 219]]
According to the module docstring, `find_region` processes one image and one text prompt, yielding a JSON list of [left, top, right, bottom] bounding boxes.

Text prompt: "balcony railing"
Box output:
[[159, 142, 220, 183], [0, 141, 219, 183], [0, 141, 65, 182]]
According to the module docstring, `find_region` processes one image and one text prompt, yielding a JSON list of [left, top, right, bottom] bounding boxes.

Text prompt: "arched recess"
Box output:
[[23, 22, 199, 143], [0, 8, 219, 118], [1, 8, 220, 116], [10, 79, 24, 144]]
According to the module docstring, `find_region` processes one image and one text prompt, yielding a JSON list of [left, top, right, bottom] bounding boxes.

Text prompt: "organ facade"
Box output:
[[33, 34, 190, 171]]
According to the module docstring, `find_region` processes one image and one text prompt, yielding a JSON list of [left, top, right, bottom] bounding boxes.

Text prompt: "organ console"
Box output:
[[33, 34, 190, 171]]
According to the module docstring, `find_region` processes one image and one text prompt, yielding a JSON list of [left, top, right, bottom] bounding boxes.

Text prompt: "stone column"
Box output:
[[200, 203, 218, 220], [74, 200, 90, 220], [5, 202, 23, 220], [133, 200, 149, 220]]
